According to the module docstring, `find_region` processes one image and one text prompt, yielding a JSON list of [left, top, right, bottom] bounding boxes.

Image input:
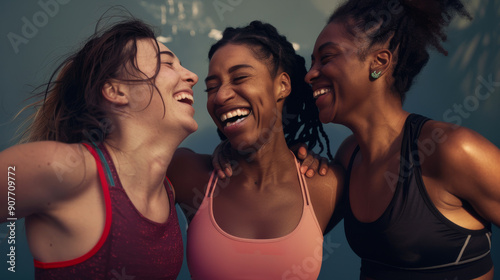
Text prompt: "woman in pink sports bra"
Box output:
[[167, 21, 344, 280], [0, 15, 198, 279]]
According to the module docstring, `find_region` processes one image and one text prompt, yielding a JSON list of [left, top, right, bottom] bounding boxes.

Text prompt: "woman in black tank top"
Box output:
[[303, 0, 500, 279]]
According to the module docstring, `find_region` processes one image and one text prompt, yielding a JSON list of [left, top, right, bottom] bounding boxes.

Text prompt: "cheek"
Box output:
[[206, 98, 218, 123], [321, 64, 339, 80]]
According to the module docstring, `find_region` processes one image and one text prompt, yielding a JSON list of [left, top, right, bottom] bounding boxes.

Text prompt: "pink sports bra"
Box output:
[[187, 157, 324, 280]]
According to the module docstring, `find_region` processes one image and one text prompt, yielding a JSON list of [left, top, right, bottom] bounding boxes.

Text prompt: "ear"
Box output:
[[369, 49, 392, 80], [101, 80, 129, 106], [276, 72, 292, 102]]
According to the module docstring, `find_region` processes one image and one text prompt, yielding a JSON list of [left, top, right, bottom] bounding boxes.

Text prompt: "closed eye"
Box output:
[[233, 76, 248, 83], [320, 54, 338, 64], [205, 85, 218, 93]]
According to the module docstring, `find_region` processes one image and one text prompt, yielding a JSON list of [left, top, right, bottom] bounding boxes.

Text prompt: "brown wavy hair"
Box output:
[[19, 15, 163, 144]]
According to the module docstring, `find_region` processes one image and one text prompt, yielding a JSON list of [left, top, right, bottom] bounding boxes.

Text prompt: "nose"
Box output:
[[212, 83, 235, 105], [305, 64, 319, 85], [183, 67, 199, 86]]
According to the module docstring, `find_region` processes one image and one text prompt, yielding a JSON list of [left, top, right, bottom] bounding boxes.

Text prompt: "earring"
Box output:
[[371, 71, 382, 79]]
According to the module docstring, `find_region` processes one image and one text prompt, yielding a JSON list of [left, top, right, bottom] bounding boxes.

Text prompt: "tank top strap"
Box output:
[[345, 146, 360, 189], [83, 142, 116, 187], [403, 113, 431, 166], [207, 153, 312, 205], [291, 153, 312, 206], [206, 170, 218, 198], [164, 177, 176, 205]]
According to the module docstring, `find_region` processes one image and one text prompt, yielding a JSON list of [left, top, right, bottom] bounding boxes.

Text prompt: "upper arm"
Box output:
[[324, 163, 346, 234], [427, 124, 500, 227], [308, 162, 345, 235], [167, 148, 212, 219], [0, 141, 91, 222]]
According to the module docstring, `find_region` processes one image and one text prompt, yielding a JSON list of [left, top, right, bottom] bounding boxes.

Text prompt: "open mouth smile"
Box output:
[[174, 92, 194, 105], [313, 88, 332, 99], [219, 108, 252, 127]]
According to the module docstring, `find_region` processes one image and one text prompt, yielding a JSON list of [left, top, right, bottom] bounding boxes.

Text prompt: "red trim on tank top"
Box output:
[[34, 143, 113, 269]]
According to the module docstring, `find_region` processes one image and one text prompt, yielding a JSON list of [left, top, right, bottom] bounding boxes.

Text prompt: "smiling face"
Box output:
[[305, 20, 372, 124], [205, 43, 286, 150], [124, 38, 199, 136]]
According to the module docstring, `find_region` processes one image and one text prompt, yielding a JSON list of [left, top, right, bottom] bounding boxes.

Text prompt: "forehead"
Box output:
[[314, 21, 366, 52], [209, 44, 266, 70], [135, 38, 176, 60]]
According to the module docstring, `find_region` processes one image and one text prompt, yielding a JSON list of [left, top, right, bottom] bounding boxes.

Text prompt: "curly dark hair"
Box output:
[[209, 21, 333, 160], [329, 0, 472, 102]]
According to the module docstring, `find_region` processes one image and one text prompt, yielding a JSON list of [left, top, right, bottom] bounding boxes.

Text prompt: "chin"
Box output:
[[319, 111, 335, 124], [186, 121, 198, 134], [228, 138, 256, 154]]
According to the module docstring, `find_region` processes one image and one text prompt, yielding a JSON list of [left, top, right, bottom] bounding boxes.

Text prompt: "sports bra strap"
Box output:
[[206, 171, 217, 198], [293, 156, 311, 206], [205, 152, 311, 205]]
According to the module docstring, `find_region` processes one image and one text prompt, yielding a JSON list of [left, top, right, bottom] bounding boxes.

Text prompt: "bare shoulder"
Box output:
[[420, 120, 500, 226], [334, 134, 358, 170], [419, 120, 499, 172], [0, 141, 96, 220], [306, 163, 344, 190], [305, 162, 345, 232], [305, 162, 344, 204], [2, 141, 93, 190]]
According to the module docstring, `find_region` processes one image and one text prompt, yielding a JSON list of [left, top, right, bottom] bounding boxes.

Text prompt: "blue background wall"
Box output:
[[0, 0, 499, 279]]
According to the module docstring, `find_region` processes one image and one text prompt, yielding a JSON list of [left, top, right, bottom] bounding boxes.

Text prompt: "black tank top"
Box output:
[[344, 114, 493, 280]]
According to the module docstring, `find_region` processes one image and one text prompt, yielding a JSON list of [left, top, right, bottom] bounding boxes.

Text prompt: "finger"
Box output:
[[300, 155, 315, 174], [306, 169, 315, 178], [319, 157, 328, 175], [297, 145, 308, 160], [217, 169, 226, 180]]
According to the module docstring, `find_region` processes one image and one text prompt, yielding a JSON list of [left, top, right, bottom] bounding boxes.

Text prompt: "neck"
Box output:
[[229, 129, 296, 188], [343, 92, 409, 163], [104, 121, 188, 198]]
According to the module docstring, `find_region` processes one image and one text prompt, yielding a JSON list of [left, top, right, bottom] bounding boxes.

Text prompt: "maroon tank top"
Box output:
[[34, 143, 183, 280]]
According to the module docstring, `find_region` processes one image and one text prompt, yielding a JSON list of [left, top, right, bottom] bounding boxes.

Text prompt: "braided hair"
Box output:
[[329, 0, 471, 102], [209, 21, 333, 160]]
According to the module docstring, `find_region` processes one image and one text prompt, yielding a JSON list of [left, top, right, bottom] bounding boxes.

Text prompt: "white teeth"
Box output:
[[225, 117, 246, 127], [174, 93, 194, 103], [220, 108, 250, 122], [313, 88, 332, 98]]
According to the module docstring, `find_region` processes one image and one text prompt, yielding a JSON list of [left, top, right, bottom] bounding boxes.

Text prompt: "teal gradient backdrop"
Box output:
[[0, 0, 499, 279]]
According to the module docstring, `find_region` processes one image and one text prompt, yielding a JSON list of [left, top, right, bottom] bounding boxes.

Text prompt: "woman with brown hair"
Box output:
[[0, 17, 198, 279]]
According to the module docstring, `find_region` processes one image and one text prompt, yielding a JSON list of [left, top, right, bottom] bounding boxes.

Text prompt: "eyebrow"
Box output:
[[311, 42, 341, 61], [159, 51, 174, 57], [205, 64, 254, 83], [159, 51, 182, 65], [318, 42, 340, 53]]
